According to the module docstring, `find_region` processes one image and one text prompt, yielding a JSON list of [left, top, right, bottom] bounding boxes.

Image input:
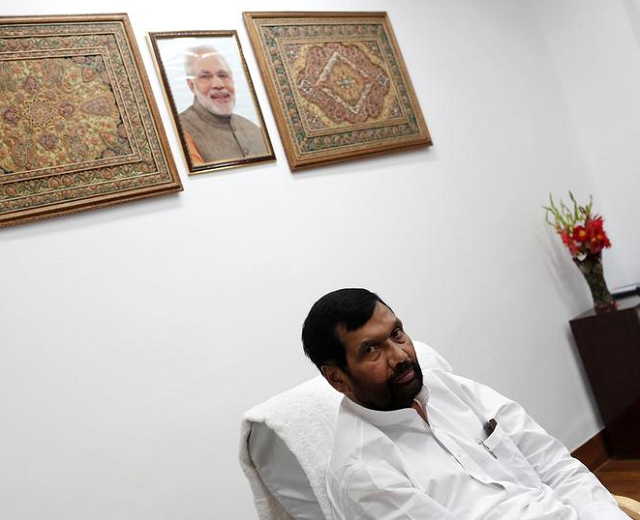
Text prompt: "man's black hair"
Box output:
[[301, 288, 390, 372]]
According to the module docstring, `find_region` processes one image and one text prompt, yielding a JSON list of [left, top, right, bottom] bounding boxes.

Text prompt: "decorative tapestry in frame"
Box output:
[[243, 12, 432, 171], [0, 14, 182, 228]]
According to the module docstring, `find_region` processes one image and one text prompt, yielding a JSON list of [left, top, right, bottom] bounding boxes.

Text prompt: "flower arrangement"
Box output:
[[544, 192, 617, 314], [544, 192, 611, 258]]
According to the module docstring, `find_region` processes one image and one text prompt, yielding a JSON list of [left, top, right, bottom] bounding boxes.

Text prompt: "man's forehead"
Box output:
[[193, 53, 231, 73], [335, 303, 398, 344]]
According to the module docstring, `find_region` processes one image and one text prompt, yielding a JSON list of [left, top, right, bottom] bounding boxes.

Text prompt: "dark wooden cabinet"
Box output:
[[570, 296, 640, 458]]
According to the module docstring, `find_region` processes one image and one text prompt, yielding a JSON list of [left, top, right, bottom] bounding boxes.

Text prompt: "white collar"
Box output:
[[342, 384, 430, 427]]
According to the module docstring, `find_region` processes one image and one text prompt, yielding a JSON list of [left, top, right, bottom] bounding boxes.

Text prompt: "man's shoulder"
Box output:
[[328, 398, 395, 477], [178, 105, 201, 131], [424, 366, 484, 394], [328, 403, 367, 486], [178, 105, 197, 122], [230, 113, 261, 132]]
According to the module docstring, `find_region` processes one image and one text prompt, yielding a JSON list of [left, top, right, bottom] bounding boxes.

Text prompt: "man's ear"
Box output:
[[186, 78, 195, 94], [321, 364, 350, 394]]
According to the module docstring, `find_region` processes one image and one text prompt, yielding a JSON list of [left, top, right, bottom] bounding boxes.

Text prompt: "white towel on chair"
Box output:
[[240, 376, 339, 519]]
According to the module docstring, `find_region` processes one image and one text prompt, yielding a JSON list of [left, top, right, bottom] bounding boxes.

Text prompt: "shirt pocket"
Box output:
[[483, 424, 542, 488]]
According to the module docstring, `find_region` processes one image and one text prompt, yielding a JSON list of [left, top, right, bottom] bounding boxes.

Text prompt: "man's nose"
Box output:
[[211, 75, 225, 88], [388, 342, 409, 367]]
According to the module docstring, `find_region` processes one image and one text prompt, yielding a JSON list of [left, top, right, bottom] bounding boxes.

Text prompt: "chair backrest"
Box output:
[[240, 342, 452, 520]]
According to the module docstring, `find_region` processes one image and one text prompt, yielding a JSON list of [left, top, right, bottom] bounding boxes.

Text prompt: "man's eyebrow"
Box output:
[[357, 332, 384, 350]]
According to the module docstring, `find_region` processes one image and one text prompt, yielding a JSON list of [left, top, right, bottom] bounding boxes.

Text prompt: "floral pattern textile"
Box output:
[[0, 16, 181, 227], [246, 14, 431, 169], [0, 55, 133, 174]]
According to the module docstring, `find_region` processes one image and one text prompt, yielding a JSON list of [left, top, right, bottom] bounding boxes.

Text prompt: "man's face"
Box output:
[[187, 52, 235, 117], [330, 302, 423, 411]]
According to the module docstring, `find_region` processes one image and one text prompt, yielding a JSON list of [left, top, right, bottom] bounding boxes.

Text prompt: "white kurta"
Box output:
[[326, 369, 628, 520]]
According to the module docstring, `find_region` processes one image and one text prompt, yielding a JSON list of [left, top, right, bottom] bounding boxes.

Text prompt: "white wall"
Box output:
[[534, 0, 640, 287], [0, 1, 635, 519]]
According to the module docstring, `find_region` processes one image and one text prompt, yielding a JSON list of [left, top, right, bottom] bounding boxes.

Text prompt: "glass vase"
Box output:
[[573, 252, 617, 314]]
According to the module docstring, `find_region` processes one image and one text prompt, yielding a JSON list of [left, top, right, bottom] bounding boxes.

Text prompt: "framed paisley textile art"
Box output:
[[0, 14, 182, 228], [243, 12, 432, 171]]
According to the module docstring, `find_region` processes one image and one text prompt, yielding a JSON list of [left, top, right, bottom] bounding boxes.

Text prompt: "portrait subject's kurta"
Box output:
[[179, 98, 267, 165]]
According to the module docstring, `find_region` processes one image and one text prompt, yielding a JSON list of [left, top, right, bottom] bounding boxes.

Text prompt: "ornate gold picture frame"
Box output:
[[148, 30, 275, 175], [243, 12, 432, 171], [0, 14, 182, 228]]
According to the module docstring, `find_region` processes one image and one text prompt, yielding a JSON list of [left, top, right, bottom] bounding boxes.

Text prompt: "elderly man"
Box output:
[[179, 45, 267, 165], [301, 288, 629, 520]]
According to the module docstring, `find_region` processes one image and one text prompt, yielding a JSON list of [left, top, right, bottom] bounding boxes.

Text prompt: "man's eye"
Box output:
[[363, 345, 377, 355], [392, 328, 404, 339], [198, 74, 212, 80]]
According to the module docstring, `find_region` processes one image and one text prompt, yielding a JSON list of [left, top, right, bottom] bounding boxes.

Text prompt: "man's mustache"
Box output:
[[210, 90, 231, 99], [392, 360, 419, 382]]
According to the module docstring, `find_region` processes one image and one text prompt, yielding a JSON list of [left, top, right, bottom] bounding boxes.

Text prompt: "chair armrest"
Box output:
[[615, 495, 640, 520]]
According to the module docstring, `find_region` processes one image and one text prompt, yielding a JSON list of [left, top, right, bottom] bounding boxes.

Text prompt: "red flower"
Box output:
[[560, 229, 579, 255], [589, 238, 603, 254], [572, 225, 587, 242], [584, 216, 611, 254]]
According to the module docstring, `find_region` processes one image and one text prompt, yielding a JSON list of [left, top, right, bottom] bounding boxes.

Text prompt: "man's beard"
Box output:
[[195, 88, 235, 117], [349, 359, 424, 412]]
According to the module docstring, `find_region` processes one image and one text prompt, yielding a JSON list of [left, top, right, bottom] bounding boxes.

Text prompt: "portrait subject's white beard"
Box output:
[[195, 87, 235, 117]]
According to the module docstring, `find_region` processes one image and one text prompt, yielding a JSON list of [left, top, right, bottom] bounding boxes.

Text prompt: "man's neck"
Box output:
[[411, 400, 428, 423]]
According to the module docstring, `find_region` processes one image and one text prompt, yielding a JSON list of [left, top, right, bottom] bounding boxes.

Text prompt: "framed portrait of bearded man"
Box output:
[[148, 30, 275, 175]]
